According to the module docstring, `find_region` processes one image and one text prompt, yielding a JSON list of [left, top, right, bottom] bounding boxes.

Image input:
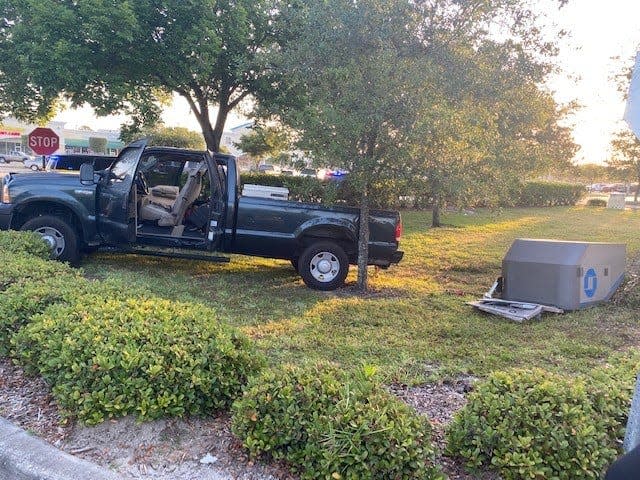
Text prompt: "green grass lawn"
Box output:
[[83, 206, 640, 384]]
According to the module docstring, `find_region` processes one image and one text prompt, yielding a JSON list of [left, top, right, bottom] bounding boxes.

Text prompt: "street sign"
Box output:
[[28, 127, 60, 155]]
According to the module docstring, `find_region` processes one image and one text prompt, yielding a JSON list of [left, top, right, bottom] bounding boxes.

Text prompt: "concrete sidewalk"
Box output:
[[0, 417, 121, 480]]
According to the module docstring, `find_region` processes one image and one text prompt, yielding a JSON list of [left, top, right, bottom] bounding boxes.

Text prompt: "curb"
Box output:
[[0, 417, 121, 480]]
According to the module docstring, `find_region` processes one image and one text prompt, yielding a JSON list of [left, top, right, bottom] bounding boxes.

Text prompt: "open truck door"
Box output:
[[97, 139, 148, 245]]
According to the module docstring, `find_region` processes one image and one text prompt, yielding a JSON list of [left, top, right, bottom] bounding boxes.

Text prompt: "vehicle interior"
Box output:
[[133, 152, 220, 239]]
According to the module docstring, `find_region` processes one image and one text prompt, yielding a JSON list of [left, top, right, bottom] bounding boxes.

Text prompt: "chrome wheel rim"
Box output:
[[30, 165, 38, 171], [309, 251, 340, 283], [35, 226, 65, 257]]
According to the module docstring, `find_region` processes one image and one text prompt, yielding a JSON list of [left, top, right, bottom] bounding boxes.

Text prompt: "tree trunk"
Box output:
[[211, 106, 229, 152], [356, 190, 370, 292], [432, 195, 441, 228], [179, 90, 225, 152]]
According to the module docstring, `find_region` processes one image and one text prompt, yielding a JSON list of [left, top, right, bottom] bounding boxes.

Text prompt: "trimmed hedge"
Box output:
[[12, 297, 264, 424], [240, 173, 330, 203], [0, 275, 94, 355], [240, 174, 585, 210], [586, 198, 607, 207], [0, 251, 79, 292], [514, 181, 585, 207], [0, 230, 51, 259], [231, 364, 442, 480], [587, 351, 640, 446], [445, 369, 621, 479]]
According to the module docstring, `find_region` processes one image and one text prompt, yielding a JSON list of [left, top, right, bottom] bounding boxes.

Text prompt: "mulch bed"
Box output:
[[1, 356, 492, 479]]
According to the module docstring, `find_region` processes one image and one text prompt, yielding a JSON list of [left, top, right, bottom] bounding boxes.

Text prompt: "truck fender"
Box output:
[[11, 194, 94, 241], [294, 217, 357, 245]]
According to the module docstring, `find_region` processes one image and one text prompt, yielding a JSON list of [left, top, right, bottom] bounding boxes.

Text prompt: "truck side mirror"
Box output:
[[79, 163, 95, 185]]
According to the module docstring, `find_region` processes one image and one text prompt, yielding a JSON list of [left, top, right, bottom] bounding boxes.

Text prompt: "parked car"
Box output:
[[0, 139, 404, 290], [0, 150, 33, 164], [47, 154, 116, 171], [23, 157, 46, 171]]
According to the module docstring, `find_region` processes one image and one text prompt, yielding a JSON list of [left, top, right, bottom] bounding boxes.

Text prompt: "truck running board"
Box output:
[[106, 246, 231, 263]]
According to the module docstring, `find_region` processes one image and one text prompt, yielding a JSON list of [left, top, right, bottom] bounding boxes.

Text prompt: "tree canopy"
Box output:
[[408, 38, 576, 225], [234, 125, 291, 167], [0, 0, 286, 150], [122, 126, 207, 150]]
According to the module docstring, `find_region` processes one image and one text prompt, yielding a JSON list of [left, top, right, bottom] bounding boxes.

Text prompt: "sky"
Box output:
[[543, 0, 640, 164], [53, 0, 640, 165]]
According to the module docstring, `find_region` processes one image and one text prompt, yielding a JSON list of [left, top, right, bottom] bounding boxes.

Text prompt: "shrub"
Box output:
[[0, 230, 51, 259], [586, 198, 607, 207], [515, 181, 585, 207], [445, 369, 617, 480], [12, 297, 264, 424], [587, 351, 640, 447], [239, 173, 410, 209], [232, 364, 442, 480], [240, 173, 329, 203], [0, 251, 78, 292], [0, 274, 92, 355]]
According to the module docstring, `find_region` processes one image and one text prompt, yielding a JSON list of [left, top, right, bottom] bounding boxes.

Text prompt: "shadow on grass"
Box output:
[[81, 252, 329, 329]]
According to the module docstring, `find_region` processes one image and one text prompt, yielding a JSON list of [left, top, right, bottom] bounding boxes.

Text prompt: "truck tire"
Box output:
[[21, 215, 81, 265], [298, 241, 349, 291], [0, 157, 5, 163]]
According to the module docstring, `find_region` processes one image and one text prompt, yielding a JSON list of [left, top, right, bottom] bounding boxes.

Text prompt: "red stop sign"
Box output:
[[28, 127, 60, 155]]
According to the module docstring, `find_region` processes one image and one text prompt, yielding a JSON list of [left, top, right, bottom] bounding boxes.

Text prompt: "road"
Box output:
[[0, 162, 36, 174]]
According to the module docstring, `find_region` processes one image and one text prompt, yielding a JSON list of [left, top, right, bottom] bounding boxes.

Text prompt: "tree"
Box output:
[[259, 0, 424, 290], [234, 125, 290, 167], [409, 45, 576, 226], [0, 0, 288, 151], [122, 126, 206, 150], [609, 129, 640, 203], [570, 163, 614, 185], [405, 1, 576, 227], [89, 137, 107, 154], [260, 0, 573, 288]]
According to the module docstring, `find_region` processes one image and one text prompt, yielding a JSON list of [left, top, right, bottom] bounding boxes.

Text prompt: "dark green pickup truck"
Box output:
[[0, 139, 403, 290]]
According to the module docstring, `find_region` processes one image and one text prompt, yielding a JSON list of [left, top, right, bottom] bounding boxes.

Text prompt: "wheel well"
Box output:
[[12, 202, 83, 238], [298, 227, 356, 259]]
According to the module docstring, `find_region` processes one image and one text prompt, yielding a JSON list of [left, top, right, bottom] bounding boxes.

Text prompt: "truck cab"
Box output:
[[86, 139, 226, 253]]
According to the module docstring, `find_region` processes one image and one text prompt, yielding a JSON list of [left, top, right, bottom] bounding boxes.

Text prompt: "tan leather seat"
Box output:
[[148, 185, 178, 207], [140, 164, 205, 226]]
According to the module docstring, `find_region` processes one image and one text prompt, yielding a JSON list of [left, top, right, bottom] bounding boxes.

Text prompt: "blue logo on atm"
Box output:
[[583, 268, 598, 298]]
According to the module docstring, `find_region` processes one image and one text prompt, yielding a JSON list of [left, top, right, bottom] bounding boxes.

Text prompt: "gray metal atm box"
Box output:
[[502, 239, 625, 310]]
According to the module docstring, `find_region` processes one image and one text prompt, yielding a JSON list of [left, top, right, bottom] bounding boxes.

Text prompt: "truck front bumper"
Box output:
[[0, 203, 14, 230]]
